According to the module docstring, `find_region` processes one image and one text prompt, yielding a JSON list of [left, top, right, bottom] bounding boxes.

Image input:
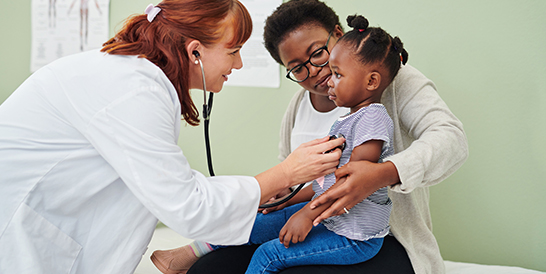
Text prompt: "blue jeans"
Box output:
[[213, 202, 383, 274]]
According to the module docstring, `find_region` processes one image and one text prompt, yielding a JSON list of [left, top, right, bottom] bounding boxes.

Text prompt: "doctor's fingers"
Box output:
[[283, 149, 341, 184], [298, 136, 345, 154], [316, 136, 346, 154], [318, 148, 342, 170], [289, 137, 342, 163], [300, 149, 341, 182]]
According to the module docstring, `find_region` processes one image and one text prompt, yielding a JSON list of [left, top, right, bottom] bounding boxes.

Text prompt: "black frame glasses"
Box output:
[[286, 31, 333, 83]]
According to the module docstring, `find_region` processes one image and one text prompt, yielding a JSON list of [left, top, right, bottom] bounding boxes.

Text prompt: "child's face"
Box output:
[[327, 43, 377, 112]]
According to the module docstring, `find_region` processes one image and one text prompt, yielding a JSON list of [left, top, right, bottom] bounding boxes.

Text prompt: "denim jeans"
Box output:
[[214, 202, 383, 274]]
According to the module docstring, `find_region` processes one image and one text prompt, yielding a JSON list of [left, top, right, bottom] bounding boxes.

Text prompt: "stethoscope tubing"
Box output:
[[258, 183, 305, 209], [197, 54, 303, 207], [196, 55, 215, 177]]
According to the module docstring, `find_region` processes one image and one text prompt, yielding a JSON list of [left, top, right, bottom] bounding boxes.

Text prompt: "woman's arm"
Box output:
[[309, 160, 399, 224], [383, 65, 468, 192], [309, 65, 468, 223], [279, 140, 384, 247], [83, 82, 343, 245]]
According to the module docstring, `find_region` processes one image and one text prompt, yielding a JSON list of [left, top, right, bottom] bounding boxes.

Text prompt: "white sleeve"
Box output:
[[84, 86, 260, 245], [385, 66, 469, 193]]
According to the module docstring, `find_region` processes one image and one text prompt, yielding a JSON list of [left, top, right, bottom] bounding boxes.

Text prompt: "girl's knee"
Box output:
[[247, 241, 286, 274]]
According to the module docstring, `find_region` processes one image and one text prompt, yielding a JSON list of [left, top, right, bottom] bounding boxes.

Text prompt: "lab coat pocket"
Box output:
[[0, 203, 82, 274]]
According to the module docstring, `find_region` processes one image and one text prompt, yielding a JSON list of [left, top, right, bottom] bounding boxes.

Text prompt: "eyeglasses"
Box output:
[[286, 31, 333, 83]]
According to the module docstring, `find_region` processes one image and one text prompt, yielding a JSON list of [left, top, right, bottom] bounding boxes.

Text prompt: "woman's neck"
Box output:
[[309, 93, 337, 112]]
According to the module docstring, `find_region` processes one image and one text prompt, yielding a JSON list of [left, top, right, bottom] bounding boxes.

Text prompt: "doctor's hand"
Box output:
[[309, 161, 400, 225], [280, 136, 344, 188], [255, 136, 343, 205]]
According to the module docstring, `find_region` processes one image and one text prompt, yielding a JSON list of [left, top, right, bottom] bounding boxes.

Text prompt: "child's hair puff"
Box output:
[[340, 14, 408, 82]]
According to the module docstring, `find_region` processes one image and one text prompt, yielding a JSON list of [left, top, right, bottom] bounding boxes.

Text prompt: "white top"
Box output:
[[290, 91, 349, 188], [0, 50, 260, 274], [290, 91, 349, 151]]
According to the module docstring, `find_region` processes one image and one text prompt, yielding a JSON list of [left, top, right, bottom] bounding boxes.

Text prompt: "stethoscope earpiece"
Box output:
[[193, 51, 201, 65]]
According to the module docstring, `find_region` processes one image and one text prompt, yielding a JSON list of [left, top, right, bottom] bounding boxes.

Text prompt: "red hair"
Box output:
[[101, 0, 252, 126]]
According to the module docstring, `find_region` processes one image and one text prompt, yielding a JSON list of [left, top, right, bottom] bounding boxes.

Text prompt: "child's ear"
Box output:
[[365, 72, 381, 91]]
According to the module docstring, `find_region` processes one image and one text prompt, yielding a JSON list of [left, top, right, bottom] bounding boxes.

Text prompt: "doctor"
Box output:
[[0, 0, 344, 273]]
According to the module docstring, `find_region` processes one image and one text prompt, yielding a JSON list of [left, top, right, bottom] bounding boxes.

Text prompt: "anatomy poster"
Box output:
[[225, 0, 281, 88], [31, 0, 110, 72]]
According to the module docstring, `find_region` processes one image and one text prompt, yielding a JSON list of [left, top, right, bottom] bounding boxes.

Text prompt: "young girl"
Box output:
[[151, 14, 409, 274]]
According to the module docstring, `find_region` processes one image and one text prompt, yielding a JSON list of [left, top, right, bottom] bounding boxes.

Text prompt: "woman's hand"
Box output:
[[309, 161, 400, 225], [280, 136, 345, 187]]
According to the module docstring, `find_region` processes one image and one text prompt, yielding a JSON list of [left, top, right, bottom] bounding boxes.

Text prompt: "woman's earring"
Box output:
[[194, 60, 199, 65]]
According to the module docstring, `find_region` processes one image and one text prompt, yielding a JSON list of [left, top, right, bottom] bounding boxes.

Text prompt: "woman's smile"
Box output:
[[315, 74, 331, 89]]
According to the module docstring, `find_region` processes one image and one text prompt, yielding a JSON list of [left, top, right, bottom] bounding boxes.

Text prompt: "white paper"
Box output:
[[31, 0, 110, 72], [225, 0, 281, 88]]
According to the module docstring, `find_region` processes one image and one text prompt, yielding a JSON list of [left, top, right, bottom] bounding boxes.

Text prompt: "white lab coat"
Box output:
[[0, 50, 261, 273]]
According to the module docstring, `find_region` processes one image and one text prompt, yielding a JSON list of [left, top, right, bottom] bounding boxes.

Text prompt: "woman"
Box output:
[[0, 1, 344, 273], [187, 0, 468, 274]]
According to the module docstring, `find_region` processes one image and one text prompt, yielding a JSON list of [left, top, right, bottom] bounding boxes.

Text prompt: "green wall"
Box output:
[[1, 0, 545, 271]]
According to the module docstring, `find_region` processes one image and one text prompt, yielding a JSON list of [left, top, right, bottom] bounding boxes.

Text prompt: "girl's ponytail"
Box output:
[[346, 14, 369, 31], [392, 37, 409, 65], [338, 14, 409, 82]]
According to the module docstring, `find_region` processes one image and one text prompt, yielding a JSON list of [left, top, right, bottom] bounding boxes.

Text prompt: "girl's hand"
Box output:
[[280, 136, 344, 187], [309, 161, 399, 225], [279, 211, 314, 248]]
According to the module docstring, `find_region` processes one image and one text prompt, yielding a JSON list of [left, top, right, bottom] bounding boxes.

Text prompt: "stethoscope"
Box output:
[[192, 51, 344, 208], [193, 50, 216, 177]]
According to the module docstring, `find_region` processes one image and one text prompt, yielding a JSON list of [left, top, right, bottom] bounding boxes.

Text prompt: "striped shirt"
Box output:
[[312, 103, 394, 241]]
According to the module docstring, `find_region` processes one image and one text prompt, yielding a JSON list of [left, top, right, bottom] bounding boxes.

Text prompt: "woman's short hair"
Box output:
[[102, 0, 252, 126], [264, 0, 341, 65]]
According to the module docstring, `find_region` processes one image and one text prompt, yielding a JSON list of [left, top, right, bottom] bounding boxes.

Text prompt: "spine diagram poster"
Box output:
[[31, 0, 110, 72]]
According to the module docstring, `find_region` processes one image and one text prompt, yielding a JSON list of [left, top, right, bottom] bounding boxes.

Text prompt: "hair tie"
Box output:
[[358, 29, 365, 32], [392, 43, 403, 62], [145, 4, 161, 22]]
